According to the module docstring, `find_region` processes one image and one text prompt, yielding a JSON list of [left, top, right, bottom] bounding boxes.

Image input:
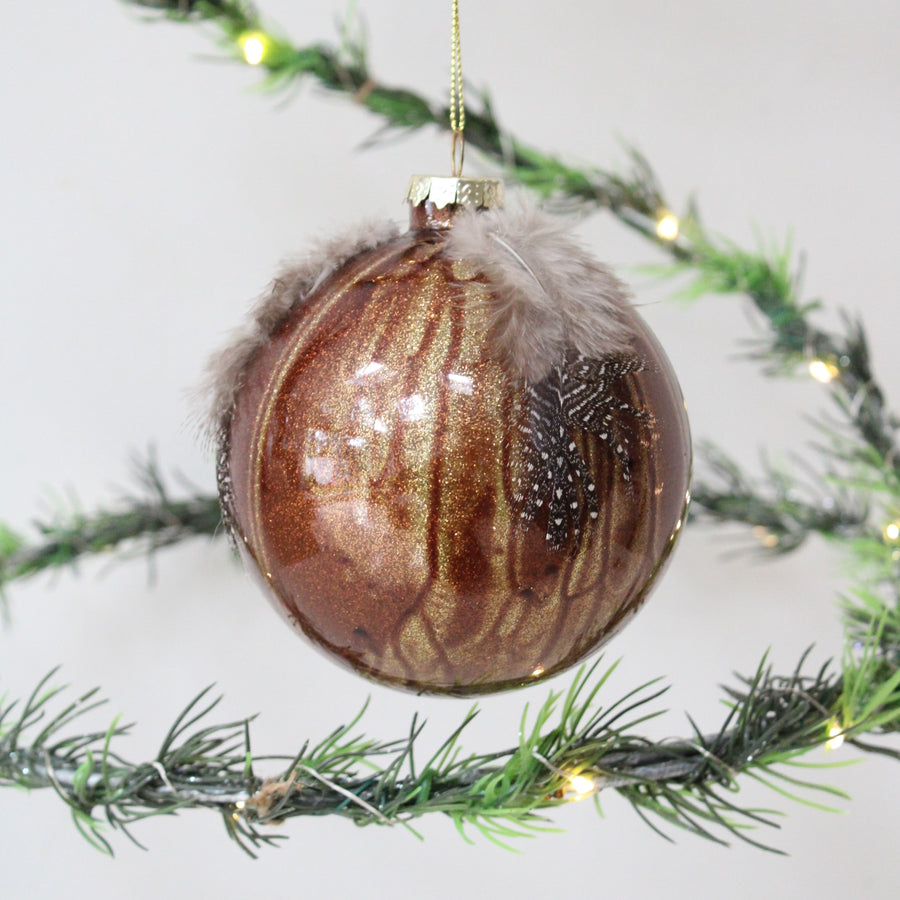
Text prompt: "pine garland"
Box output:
[[0, 454, 220, 594], [4, 652, 894, 857], [1, 0, 899, 855]]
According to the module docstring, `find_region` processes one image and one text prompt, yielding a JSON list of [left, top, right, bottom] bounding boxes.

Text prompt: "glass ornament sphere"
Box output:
[[221, 183, 691, 695]]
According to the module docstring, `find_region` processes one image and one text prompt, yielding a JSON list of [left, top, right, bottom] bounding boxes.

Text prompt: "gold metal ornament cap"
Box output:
[[406, 175, 503, 210]]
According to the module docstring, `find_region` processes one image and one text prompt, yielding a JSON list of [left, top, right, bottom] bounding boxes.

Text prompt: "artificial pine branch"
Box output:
[[689, 443, 869, 552], [5, 654, 897, 856], [0, 454, 220, 594]]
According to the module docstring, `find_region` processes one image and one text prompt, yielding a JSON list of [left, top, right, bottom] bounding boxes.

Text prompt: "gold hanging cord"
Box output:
[[449, 0, 466, 176]]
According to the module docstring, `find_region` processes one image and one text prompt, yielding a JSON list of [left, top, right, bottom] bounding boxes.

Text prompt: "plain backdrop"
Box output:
[[2, 1, 899, 897]]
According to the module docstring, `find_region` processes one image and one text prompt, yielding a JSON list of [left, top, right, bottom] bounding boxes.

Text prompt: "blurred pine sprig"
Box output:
[[0, 453, 220, 597]]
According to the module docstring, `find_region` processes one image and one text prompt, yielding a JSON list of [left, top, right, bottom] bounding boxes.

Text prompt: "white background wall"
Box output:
[[2, 1, 899, 896]]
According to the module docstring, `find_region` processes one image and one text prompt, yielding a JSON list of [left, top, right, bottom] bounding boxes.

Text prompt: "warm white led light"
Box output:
[[826, 721, 844, 751], [656, 213, 679, 241], [568, 774, 594, 797], [809, 359, 839, 383], [752, 526, 779, 549], [884, 522, 900, 542], [242, 35, 266, 65]]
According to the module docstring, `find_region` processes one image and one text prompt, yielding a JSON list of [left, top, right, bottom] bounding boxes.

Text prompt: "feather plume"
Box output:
[[193, 217, 399, 447], [444, 196, 636, 382]]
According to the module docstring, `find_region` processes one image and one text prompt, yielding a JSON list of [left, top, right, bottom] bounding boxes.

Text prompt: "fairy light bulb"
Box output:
[[883, 522, 900, 542], [656, 212, 679, 241], [752, 526, 779, 549], [241, 33, 267, 65], [826, 720, 844, 751], [809, 359, 839, 383], [568, 774, 595, 797]]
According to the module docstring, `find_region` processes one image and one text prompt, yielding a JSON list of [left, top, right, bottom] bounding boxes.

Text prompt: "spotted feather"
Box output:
[[512, 353, 652, 549]]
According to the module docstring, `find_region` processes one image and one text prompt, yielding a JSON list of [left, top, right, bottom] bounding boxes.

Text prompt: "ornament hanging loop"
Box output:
[[450, 130, 466, 178], [449, 0, 466, 176]]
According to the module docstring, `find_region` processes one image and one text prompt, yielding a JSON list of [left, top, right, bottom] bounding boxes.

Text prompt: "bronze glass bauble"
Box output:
[[224, 200, 690, 694]]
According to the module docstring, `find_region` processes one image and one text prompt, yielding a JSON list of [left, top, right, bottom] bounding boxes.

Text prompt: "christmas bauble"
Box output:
[[207, 177, 690, 695]]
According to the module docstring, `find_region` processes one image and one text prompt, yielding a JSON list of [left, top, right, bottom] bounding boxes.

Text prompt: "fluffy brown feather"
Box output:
[[444, 196, 636, 382], [194, 217, 399, 447]]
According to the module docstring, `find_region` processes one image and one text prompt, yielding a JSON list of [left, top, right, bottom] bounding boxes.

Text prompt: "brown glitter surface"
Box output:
[[226, 214, 691, 695]]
